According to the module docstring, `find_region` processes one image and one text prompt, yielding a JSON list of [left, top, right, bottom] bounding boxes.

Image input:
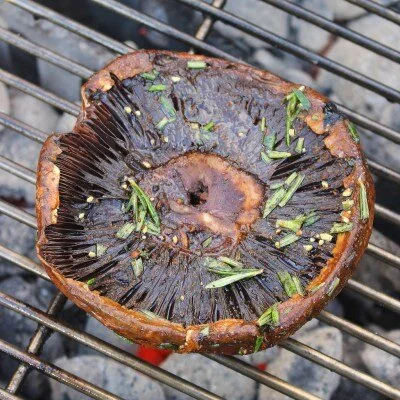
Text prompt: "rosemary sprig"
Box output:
[[160, 96, 176, 118], [187, 60, 207, 69], [205, 269, 263, 289], [277, 271, 304, 297], [359, 180, 369, 221], [148, 84, 167, 92], [263, 187, 287, 218], [218, 256, 244, 269], [132, 258, 144, 278], [266, 150, 292, 159], [261, 151, 272, 165], [116, 222, 136, 239], [346, 121, 360, 143], [295, 137, 305, 154], [275, 233, 301, 248], [140, 70, 159, 81], [327, 277, 340, 296], [258, 303, 279, 327], [259, 117, 266, 133], [284, 88, 311, 146], [263, 132, 276, 150], [128, 179, 160, 227], [278, 174, 305, 207], [203, 121, 215, 132], [254, 336, 264, 353], [330, 222, 353, 234], [202, 236, 213, 248], [87, 278, 95, 286]]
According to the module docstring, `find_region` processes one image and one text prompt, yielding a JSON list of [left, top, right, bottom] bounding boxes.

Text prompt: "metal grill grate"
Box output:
[[0, 0, 399, 399]]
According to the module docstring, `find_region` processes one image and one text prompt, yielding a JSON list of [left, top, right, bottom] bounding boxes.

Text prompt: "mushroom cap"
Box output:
[[36, 50, 374, 354]]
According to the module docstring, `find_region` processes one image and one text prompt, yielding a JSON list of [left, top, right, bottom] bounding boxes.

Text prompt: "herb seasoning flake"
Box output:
[[254, 336, 264, 353]]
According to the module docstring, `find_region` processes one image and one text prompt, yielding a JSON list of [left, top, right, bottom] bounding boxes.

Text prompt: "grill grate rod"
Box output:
[[0, 388, 23, 400], [5, 0, 400, 144], [175, 0, 400, 102], [1, 241, 400, 359], [0, 339, 123, 400], [6, 293, 67, 394], [345, 0, 400, 25], [282, 338, 400, 399], [262, 0, 400, 62]]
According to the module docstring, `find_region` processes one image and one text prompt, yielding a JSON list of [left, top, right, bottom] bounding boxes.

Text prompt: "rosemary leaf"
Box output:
[[203, 121, 215, 132], [259, 117, 266, 133], [218, 256, 244, 269], [87, 278, 95, 286], [292, 276, 304, 295], [140, 310, 159, 320], [263, 132, 276, 150], [96, 244, 107, 257], [275, 233, 301, 248], [258, 303, 279, 327], [158, 343, 179, 350], [295, 137, 305, 154], [277, 271, 299, 297], [135, 209, 147, 232], [359, 180, 369, 221], [270, 182, 284, 190], [266, 150, 292, 159], [327, 277, 340, 296], [278, 174, 305, 207], [254, 336, 264, 353], [319, 233, 333, 242], [285, 172, 298, 186], [276, 218, 303, 232], [303, 211, 320, 227], [330, 222, 353, 234], [187, 60, 206, 69], [346, 121, 360, 143], [261, 151, 272, 164], [146, 221, 161, 235], [155, 117, 169, 131], [293, 89, 311, 110], [263, 187, 287, 218], [342, 199, 354, 211], [115, 222, 136, 239], [160, 96, 176, 117], [205, 269, 263, 289], [202, 236, 213, 248], [129, 179, 160, 226], [309, 282, 325, 294], [140, 70, 159, 81], [132, 258, 144, 278], [148, 84, 167, 92]]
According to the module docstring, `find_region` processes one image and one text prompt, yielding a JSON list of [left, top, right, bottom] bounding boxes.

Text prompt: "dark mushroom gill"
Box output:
[[41, 55, 353, 326]]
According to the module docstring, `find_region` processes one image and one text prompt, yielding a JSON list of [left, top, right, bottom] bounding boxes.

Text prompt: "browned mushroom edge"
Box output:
[[36, 50, 374, 355]]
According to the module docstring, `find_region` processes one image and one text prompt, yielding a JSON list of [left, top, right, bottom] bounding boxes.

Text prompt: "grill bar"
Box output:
[[281, 338, 400, 399], [0, 244, 49, 281], [0, 200, 36, 228], [0, 340, 123, 400], [367, 159, 400, 184], [375, 203, 400, 225], [262, 0, 400, 62], [207, 355, 321, 400], [6, 293, 67, 394], [0, 69, 80, 116], [177, 0, 400, 102], [0, 112, 47, 143], [318, 310, 400, 357], [366, 242, 400, 270], [345, 0, 400, 25], [0, 388, 23, 400], [0, 156, 36, 185]]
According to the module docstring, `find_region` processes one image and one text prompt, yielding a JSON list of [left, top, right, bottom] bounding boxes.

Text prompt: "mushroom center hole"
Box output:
[[188, 182, 208, 207]]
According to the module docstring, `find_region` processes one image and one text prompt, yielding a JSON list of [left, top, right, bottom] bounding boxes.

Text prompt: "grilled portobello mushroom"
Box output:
[[36, 50, 374, 354]]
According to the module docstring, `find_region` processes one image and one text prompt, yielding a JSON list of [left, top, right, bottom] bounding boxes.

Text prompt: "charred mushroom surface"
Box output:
[[37, 51, 374, 354]]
